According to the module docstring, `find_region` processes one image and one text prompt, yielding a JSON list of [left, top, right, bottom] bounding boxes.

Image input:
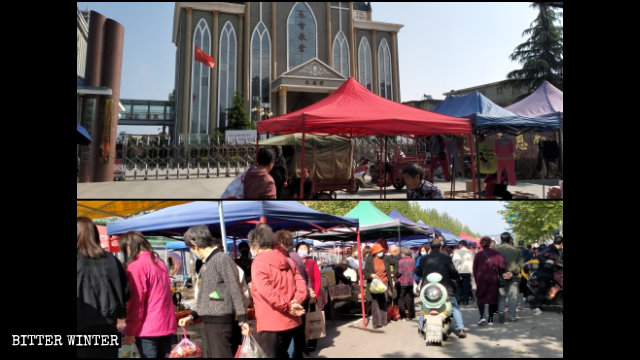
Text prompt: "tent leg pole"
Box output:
[[471, 134, 478, 199], [301, 131, 306, 199], [357, 228, 366, 328], [379, 137, 383, 200]]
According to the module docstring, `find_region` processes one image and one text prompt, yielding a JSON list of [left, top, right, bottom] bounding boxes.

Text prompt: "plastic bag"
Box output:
[[169, 327, 202, 358], [369, 278, 388, 294], [118, 344, 141, 358], [221, 170, 248, 199], [235, 333, 267, 358]]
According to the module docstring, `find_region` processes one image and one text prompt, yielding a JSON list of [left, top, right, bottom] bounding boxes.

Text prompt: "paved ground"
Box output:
[[77, 176, 557, 199], [311, 299, 563, 358]]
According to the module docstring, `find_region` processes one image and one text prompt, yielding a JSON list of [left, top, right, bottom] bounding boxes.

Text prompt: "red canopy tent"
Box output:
[[458, 232, 480, 248], [258, 77, 477, 199]]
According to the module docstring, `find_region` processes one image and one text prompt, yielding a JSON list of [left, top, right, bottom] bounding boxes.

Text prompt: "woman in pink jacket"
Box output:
[[119, 231, 177, 358], [248, 224, 307, 358]]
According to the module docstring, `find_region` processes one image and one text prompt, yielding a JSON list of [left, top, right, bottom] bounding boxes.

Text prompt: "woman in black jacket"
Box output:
[[77, 217, 129, 358]]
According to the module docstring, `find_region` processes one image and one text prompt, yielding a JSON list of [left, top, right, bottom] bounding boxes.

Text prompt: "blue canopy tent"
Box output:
[[434, 91, 563, 194], [77, 123, 92, 145]]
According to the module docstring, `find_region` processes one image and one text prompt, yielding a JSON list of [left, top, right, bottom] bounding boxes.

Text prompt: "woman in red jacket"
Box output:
[[248, 224, 307, 358]]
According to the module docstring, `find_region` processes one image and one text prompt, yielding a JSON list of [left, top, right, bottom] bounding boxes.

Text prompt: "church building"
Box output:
[[172, 2, 403, 140]]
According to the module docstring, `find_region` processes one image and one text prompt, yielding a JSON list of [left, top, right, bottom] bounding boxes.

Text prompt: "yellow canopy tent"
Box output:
[[77, 201, 192, 220]]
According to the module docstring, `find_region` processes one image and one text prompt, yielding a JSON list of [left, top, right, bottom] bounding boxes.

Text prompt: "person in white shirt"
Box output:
[[452, 240, 475, 306]]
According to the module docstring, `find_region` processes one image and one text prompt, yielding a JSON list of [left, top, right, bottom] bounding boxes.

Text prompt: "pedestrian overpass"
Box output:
[[118, 99, 175, 127]]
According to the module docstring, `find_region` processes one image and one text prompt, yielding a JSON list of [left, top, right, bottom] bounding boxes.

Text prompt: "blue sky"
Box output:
[[77, 2, 560, 134], [417, 201, 510, 237]]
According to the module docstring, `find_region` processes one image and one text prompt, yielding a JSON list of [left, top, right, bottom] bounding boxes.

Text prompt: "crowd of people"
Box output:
[[77, 215, 562, 358]]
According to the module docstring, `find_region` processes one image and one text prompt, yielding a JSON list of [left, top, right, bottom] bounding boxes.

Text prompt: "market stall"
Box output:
[[434, 91, 562, 197], [257, 77, 477, 199]]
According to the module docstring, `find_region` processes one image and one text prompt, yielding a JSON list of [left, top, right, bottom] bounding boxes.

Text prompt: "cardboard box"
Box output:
[[465, 179, 485, 192]]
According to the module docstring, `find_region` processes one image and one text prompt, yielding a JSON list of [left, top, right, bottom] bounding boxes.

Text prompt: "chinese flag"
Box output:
[[194, 45, 215, 68]]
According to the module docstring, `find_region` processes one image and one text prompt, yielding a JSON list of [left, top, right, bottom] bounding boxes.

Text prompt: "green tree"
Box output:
[[506, 2, 563, 94], [498, 201, 562, 245], [227, 91, 255, 130]]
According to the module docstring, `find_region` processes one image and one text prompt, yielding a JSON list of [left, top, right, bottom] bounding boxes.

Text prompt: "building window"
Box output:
[[288, 2, 317, 69], [218, 22, 237, 129], [190, 19, 211, 136], [251, 22, 271, 114], [358, 37, 372, 91], [332, 31, 349, 77], [377, 38, 392, 100]]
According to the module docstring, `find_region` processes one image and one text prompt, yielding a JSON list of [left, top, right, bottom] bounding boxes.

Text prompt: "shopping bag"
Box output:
[[221, 170, 248, 199], [305, 307, 326, 340], [118, 344, 141, 358], [169, 327, 202, 358], [235, 333, 267, 358], [369, 278, 388, 294], [387, 304, 400, 322]]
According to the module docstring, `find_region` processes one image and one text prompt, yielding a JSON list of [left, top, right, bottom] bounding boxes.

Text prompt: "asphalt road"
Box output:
[[311, 300, 563, 358]]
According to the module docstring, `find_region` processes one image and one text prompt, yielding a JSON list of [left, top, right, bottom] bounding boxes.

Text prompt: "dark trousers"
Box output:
[[371, 292, 388, 327], [136, 334, 173, 358], [534, 274, 553, 308], [76, 324, 119, 358], [397, 285, 415, 319], [256, 328, 296, 358], [455, 274, 472, 303], [478, 303, 498, 321], [202, 321, 234, 358]]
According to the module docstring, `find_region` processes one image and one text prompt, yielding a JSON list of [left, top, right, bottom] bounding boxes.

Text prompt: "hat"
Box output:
[[376, 238, 389, 252], [371, 244, 384, 255]]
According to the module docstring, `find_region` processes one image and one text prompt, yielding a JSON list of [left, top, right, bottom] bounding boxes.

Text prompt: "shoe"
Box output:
[[498, 312, 505, 324], [488, 321, 494, 325], [457, 330, 466, 338], [532, 308, 542, 316], [477, 318, 486, 326]]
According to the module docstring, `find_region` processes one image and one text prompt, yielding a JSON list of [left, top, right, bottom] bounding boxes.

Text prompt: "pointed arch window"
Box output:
[[250, 22, 271, 113], [190, 19, 211, 135], [218, 22, 237, 129], [288, 2, 317, 69], [332, 31, 349, 77], [378, 39, 393, 100], [358, 37, 372, 91]]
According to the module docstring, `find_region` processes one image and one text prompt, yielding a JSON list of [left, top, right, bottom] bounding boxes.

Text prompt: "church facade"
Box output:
[[172, 2, 402, 141]]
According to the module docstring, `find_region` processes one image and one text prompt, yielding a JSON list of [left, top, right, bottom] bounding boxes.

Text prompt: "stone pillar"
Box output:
[[326, 2, 332, 66], [79, 10, 106, 182], [210, 11, 219, 133], [93, 18, 125, 182], [278, 86, 288, 115], [349, 2, 356, 78], [391, 31, 400, 102], [182, 8, 193, 140], [371, 30, 378, 95], [271, 2, 277, 79]]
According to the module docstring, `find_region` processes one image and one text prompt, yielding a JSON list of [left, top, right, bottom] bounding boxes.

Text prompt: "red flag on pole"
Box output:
[[194, 45, 215, 68]]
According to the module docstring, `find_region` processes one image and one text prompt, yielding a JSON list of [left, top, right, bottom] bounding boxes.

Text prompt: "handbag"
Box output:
[[221, 170, 248, 199], [386, 303, 400, 322], [305, 305, 326, 340], [482, 251, 506, 288]]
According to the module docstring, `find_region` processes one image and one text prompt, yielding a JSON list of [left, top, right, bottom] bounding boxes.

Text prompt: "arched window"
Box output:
[[332, 31, 349, 77], [288, 2, 317, 69], [378, 38, 393, 100], [218, 22, 237, 129], [250, 22, 271, 118], [190, 19, 211, 136], [358, 37, 372, 91]]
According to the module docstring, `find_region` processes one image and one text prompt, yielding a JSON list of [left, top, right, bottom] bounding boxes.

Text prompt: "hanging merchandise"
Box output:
[[494, 136, 516, 185], [446, 136, 463, 178], [478, 140, 497, 175]]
